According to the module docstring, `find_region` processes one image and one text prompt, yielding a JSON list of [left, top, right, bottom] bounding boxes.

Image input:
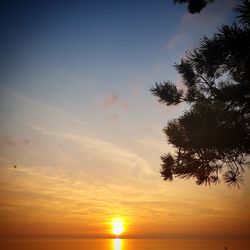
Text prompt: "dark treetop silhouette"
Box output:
[[173, 0, 215, 14], [151, 0, 250, 186]]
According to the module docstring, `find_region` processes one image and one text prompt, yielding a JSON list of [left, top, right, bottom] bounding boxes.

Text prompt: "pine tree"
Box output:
[[151, 0, 250, 186], [173, 0, 215, 14]]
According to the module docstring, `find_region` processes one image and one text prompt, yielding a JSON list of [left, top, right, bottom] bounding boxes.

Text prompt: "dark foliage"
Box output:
[[173, 0, 215, 14], [151, 1, 250, 187]]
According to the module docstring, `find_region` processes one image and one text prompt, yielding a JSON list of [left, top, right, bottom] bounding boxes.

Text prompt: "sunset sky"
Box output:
[[0, 0, 249, 239]]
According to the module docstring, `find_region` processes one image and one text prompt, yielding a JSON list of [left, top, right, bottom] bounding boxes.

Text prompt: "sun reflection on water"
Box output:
[[113, 238, 123, 250]]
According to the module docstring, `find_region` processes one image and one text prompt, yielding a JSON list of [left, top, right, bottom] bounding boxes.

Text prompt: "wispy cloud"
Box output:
[[0, 89, 153, 182], [165, 32, 188, 50], [165, 0, 236, 51]]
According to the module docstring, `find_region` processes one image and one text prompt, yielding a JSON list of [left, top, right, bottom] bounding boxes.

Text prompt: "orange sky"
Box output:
[[0, 75, 249, 241], [0, 94, 249, 239]]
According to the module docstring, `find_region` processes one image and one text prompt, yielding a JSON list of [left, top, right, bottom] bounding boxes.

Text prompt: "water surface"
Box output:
[[0, 239, 249, 250]]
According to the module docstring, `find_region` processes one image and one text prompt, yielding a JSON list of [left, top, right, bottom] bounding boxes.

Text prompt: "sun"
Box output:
[[111, 218, 124, 236]]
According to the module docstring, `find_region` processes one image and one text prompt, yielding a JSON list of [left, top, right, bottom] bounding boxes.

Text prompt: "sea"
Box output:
[[0, 239, 249, 250]]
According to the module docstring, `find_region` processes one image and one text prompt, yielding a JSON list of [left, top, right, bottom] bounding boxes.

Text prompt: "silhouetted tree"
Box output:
[[151, 0, 250, 186], [173, 0, 215, 13]]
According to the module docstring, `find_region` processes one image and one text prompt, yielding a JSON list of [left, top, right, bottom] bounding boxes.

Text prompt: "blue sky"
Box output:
[[0, 0, 238, 139], [1, 0, 249, 239]]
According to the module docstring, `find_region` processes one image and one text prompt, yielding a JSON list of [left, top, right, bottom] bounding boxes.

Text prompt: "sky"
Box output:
[[0, 0, 249, 239]]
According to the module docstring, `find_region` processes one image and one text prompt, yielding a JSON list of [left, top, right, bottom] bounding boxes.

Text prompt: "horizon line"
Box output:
[[1, 235, 249, 240]]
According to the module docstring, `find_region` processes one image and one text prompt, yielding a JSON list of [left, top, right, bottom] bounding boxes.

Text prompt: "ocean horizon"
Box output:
[[0, 238, 249, 250]]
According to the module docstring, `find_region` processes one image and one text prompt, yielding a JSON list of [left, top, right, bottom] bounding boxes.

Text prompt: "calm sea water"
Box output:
[[0, 239, 249, 250]]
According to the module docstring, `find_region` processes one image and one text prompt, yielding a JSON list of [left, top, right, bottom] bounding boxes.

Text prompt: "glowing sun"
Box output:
[[111, 218, 124, 236]]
